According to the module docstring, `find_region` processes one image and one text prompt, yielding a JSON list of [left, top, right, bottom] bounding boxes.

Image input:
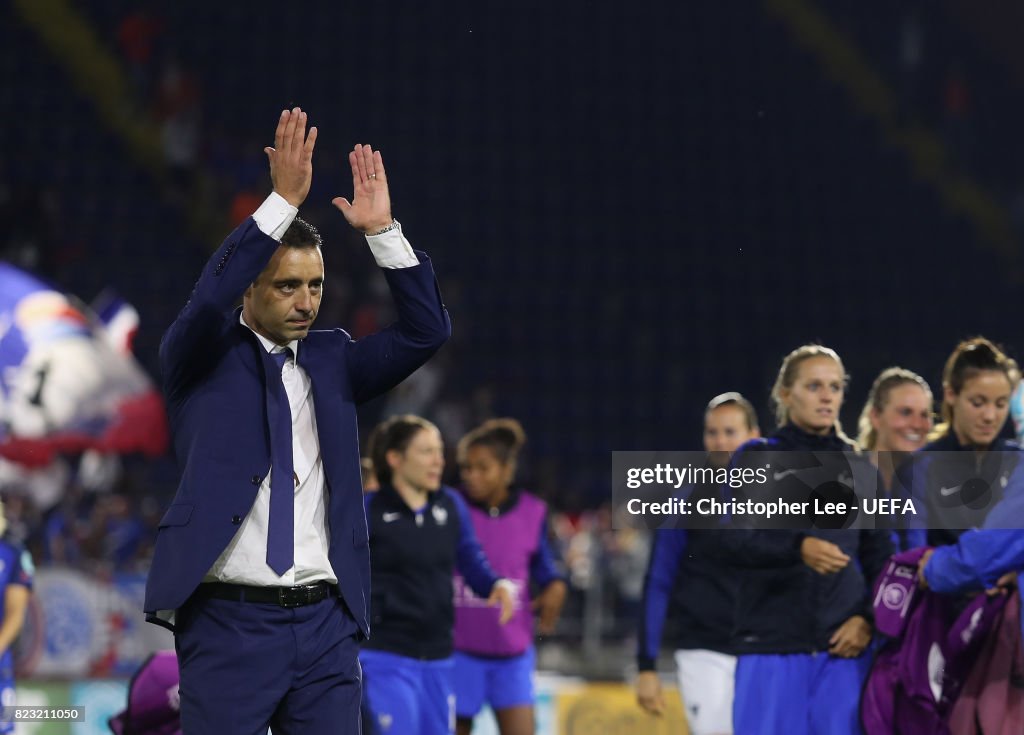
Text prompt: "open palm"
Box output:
[[332, 144, 394, 234]]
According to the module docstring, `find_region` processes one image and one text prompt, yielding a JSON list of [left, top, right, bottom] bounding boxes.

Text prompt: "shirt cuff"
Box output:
[[365, 223, 419, 269], [252, 192, 298, 241]]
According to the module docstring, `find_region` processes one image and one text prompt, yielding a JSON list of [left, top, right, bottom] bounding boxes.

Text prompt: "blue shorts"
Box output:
[[452, 647, 535, 718], [361, 649, 455, 735], [733, 652, 871, 735]]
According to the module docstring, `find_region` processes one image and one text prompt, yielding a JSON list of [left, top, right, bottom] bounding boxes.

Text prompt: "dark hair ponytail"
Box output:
[[935, 337, 1018, 437], [457, 418, 527, 466], [368, 414, 438, 485]]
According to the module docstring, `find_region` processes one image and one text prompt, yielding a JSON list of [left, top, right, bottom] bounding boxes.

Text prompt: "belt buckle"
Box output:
[[278, 586, 307, 608]]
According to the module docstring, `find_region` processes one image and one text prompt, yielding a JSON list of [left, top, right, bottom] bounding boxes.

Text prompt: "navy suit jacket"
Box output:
[[144, 217, 450, 635]]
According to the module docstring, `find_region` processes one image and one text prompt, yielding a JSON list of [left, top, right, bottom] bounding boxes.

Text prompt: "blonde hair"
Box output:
[[857, 367, 933, 450], [771, 344, 853, 442]]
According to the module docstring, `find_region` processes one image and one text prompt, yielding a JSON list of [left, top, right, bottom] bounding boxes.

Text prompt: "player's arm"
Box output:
[[450, 489, 500, 596], [0, 585, 29, 655], [637, 528, 686, 671], [922, 529, 1024, 593], [922, 474, 1024, 592], [528, 510, 564, 590], [825, 529, 892, 658], [529, 511, 567, 635], [0, 549, 33, 655], [449, 490, 514, 624], [635, 528, 686, 716], [714, 443, 803, 566], [717, 443, 849, 572]]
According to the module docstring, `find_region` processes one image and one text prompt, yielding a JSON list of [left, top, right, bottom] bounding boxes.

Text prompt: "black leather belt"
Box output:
[[199, 581, 337, 608]]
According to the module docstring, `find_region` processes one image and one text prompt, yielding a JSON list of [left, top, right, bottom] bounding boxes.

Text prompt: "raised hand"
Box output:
[[332, 144, 394, 234], [265, 107, 317, 208]]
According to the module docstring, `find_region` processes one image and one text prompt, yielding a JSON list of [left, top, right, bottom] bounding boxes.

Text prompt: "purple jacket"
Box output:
[[108, 651, 181, 735], [949, 590, 1024, 735], [861, 549, 1009, 735]]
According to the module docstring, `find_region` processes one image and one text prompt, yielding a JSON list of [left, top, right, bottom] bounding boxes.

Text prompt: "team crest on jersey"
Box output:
[[432, 505, 448, 525], [881, 582, 908, 612]]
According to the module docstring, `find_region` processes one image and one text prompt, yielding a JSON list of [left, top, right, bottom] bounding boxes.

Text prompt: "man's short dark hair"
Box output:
[[281, 216, 322, 250]]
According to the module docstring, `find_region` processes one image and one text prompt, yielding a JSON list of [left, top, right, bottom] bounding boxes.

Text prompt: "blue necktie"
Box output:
[[266, 348, 294, 575]]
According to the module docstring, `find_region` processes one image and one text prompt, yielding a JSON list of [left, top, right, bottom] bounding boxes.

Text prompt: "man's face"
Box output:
[[242, 245, 324, 346]]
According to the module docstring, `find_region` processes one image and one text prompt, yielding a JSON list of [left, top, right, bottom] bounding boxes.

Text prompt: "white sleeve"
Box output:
[[251, 192, 298, 241], [365, 223, 419, 268]]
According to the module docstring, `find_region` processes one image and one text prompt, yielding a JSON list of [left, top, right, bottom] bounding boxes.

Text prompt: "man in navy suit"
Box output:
[[144, 107, 451, 734]]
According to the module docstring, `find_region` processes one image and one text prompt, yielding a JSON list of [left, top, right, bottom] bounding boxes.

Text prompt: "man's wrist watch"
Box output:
[[367, 219, 400, 236]]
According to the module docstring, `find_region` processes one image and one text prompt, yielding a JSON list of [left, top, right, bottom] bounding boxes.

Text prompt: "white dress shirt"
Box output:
[[204, 192, 418, 587]]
